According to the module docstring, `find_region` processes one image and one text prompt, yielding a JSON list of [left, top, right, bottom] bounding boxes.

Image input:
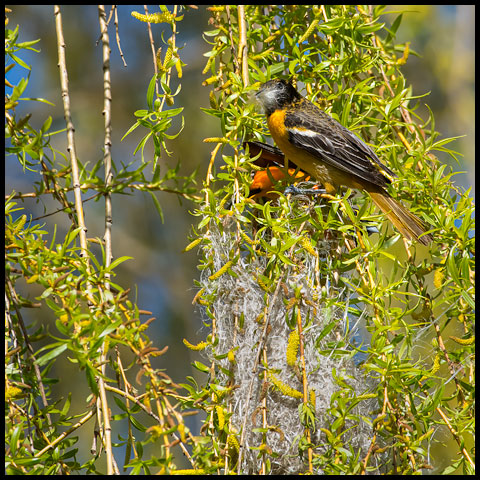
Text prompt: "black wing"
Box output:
[[285, 100, 395, 189]]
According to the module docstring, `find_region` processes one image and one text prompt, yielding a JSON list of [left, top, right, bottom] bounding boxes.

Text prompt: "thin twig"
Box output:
[[35, 408, 96, 457], [144, 5, 160, 98], [6, 279, 52, 429], [158, 5, 178, 112], [436, 406, 474, 468], [9, 182, 200, 201], [225, 6, 239, 73], [112, 6, 127, 67]]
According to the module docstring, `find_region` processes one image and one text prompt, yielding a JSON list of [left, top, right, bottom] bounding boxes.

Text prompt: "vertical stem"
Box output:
[[237, 5, 249, 86], [99, 5, 113, 275], [97, 5, 115, 475], [54, 5, 89, 261]]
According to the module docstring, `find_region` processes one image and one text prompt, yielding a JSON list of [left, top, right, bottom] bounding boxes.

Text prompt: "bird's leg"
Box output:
[[284, 183, 326, 196]]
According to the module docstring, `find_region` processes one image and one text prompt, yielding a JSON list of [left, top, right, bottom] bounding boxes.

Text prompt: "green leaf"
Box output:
[[10, 426, 22, 457], [192, 361, 210, 373], [385, 14, 403, 44], [107, 256, 133, 271], [41, 116, 52, 133], [113, 395, 129, 412], [121, 120, 141, 141], [85, 361, 100, 396], [36, 343, 68, 366], [60, 393, 72, 417], [148, 191, 164, 223], [146, 75, 156, 111], [446, 245, 461, 287], [460, 289, 475, 309]]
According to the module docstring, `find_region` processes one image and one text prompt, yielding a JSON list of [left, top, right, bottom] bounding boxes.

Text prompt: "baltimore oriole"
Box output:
[[244, 141, 312, 199], [255, 79, 433, 245], [249, 165, 312, 200]]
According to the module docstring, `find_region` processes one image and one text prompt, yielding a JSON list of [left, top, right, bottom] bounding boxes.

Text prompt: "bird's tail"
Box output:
[[368, 190, 433, 245]]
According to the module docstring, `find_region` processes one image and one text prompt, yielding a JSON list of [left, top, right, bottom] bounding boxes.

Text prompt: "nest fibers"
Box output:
[[197, 222, 379, 474]]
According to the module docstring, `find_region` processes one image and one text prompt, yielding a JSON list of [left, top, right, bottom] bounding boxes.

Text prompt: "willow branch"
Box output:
[[54, 5, 89, 262]]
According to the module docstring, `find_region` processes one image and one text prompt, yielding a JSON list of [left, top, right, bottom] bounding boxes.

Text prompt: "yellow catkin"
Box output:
[[177, 423, 186, 442], [285, 297, 298, 310], [208, 260, 233, 280], [433, 268, 445, 289], [163, 47, 173, 69], [216, 405, 225, 431], [203, 136, 228, 143], [147, 425, 163, 439], [131, 11, 174, 24], [420, 353, 442, 382], [184, 237, 202, 252], [268, 372, 303, 399], [227, 349, 236, 364], [202, 55, 215, 75], [449, 335, 475, 346], [257, 276, 269, 291], [227, 434, 240, 466], [183, 338, 208, 351], [298, 18, 319, 43], [240, 229, 257, 246], [397, 41, 410, 65], [301, 236, 318, 256], [372, 413, 387, 426], [309, 389, 316, 408], [264, 30, 281, 43], [170, 469, 206, 475], [207, 6, 226, 13], [220, 79, 232, 90], [286, 329, 300, 367], [251, 48, 274, 60], [355, 393, 377, 401], [175, 58, 183, 78], [203, 75, 219, 86], [5, 386, 23, 400], [209, 90, 217, 108], [13, 214, 27, 234], [431, 353, 441, 375]]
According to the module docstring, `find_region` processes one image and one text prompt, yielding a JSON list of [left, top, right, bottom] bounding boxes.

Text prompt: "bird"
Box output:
[[255, 79, 433, 245]]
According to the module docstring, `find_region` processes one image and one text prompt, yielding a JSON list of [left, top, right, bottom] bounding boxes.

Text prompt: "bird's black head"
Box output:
[[255, 79, 301, 116]]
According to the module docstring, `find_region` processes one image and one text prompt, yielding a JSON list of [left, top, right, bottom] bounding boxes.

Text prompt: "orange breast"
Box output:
[[266, 110, 367, 194], [267, 109, 296, 158]]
